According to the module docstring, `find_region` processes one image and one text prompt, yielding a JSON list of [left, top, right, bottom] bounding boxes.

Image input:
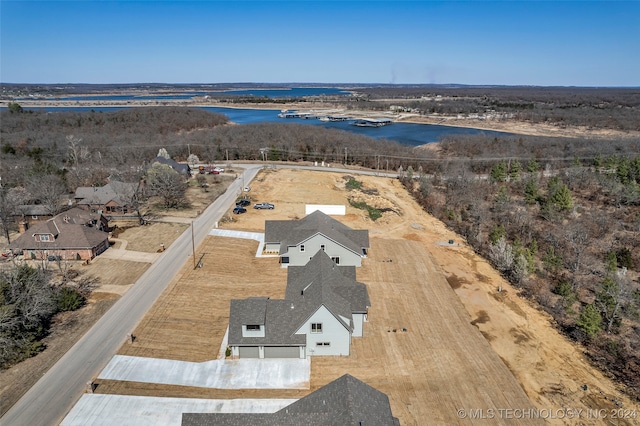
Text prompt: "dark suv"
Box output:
[[233, 206, 247, 214], [236, 199, 251, 207]]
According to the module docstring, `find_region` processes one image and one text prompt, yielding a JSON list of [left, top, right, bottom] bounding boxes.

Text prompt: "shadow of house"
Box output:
[[264, 210, 369, 267], [228, 251, 370, 359], [9, 207, 109, 261], [182, 374, 400, 426], [74, 181, 141, 216]]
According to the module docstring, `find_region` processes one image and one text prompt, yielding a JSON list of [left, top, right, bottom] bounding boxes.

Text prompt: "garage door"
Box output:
[[264, 346, 300, 358], [238, 346, 260, 358]]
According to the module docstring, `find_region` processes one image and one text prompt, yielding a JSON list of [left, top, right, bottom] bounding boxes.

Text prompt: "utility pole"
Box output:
[[191, 221, 196, 268]]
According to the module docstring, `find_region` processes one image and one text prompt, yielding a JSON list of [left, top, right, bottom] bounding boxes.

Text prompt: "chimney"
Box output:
[[19, 221, 29, 234]]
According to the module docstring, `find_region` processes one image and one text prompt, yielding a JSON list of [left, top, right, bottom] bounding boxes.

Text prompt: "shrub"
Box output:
[[57, 287, 85, 312]]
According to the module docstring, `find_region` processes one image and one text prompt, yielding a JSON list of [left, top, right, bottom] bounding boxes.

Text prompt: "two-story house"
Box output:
[[264, 210, 369, 267], [228, 251, 370, 359]]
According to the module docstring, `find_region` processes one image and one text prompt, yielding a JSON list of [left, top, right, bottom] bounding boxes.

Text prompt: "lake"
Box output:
[[11, 105, 510, 146]]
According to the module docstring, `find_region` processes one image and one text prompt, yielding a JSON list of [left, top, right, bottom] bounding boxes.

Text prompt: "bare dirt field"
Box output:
[[97, 168, 639, 425]]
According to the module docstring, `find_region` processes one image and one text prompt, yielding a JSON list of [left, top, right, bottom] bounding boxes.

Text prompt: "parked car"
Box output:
[[243, 186, 251, 192], [233, 206, 247, 214], [236, 199, 251, 207], [254, 202, 275, 210], [213, 167, 224, 173]]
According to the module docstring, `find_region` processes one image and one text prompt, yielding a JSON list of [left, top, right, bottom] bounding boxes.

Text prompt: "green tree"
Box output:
[[542, 246, 562, 275], [489, 224, 505, 245], [509, 160, 521, 181], [524, 179, 539, 204], [7, 102, 23, 113], [526, 159, 540, 173], [545, 177, 573, 212], [596, 276, 623, 333], [490, 161, 507, 182], [576, 303, 602, 339]]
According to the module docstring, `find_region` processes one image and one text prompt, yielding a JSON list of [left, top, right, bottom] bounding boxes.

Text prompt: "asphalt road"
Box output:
[[1, 165, 263, 426]]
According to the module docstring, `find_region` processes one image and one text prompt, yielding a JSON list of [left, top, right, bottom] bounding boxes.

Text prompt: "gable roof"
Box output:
[[181, 374, 400, 426], [264, 210, 369, 256], [9, 207, 109, 251], [228, 251, 370, 347], [75, 181, 139, 207], [151, 156, 191, 175]]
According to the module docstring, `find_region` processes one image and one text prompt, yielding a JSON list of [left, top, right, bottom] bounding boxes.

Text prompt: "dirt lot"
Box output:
[[98, 168, 638, 425]]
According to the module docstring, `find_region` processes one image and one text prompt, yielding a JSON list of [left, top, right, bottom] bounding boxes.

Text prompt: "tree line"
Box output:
[[400, 152, 640, 399]]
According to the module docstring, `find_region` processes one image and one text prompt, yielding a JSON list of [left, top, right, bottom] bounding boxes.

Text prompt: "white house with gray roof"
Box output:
[[228, 251, 370, 359], [264, 210, 369, 267]]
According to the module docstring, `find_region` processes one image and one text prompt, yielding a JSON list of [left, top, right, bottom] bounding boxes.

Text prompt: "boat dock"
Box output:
[[351, 118, 393, 127]]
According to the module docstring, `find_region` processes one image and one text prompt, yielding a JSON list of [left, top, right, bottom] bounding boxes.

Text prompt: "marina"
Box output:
[[279, 110, 393, 127]]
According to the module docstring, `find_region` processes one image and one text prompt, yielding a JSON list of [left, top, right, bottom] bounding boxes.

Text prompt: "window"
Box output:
[[300, 245, 305, 252], [331, 256, 340, 265], [320, 244, 325, 251], [316, 342, 330, 347], [311, 323, 322, 333], [246, 325, 260, 331], [39, 234, 51, 242]]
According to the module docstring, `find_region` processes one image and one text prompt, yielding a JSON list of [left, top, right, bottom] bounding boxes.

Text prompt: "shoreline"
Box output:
[[2, 99, 638, 140]]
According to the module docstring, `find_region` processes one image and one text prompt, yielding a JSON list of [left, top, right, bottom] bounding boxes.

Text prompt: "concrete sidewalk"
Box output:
[[98, 355, 310, 389], [209, 229, 277, 258], [61, 394, 295, 426]]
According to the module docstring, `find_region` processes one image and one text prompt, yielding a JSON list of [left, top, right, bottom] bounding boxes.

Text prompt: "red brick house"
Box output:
[[9, 207, 110, 261]]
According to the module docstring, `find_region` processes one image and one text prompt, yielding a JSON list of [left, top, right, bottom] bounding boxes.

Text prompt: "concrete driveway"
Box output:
[[61, 395, 295, 426], [98, 355, 310, 389]]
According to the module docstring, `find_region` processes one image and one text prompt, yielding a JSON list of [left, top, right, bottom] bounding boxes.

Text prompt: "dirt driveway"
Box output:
[[98, 168, 638, 425]]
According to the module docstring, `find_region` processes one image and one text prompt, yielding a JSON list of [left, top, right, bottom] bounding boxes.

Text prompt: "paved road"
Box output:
[[1, 165, 263, 426]]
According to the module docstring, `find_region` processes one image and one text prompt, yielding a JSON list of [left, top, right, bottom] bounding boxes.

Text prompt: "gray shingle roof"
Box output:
[[181, 374, 400, 426], [151, 156, 191, 175], [264, 211, 369, 256], [9, 207, 109, 251], [74, 181, 138, 207], [228, 251, 370, 347]]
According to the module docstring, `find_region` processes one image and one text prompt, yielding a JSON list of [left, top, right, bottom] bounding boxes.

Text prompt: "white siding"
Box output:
[[295, 305, 351, 356], [242, 324, 265, 338], [352, 313, 366, 337], [287, 234, 361, 267]]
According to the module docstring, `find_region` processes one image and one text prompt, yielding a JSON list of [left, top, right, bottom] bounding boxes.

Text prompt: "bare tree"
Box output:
[[27, 174, 68, 216], [146, 163, 187, 209]]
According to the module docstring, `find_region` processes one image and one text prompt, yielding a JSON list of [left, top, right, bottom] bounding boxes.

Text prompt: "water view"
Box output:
[[16, 105, 509, 146]]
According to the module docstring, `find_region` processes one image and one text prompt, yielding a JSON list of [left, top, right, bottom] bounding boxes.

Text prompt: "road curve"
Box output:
[[1, 165, 263, 426]]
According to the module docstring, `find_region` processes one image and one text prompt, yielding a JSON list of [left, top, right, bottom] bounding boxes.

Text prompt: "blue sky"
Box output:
[[1, 1, 638, 86]]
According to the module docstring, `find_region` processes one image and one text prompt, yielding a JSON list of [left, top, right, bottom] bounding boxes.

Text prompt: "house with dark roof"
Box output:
[[181, 374, 400, 426], [12, 204, 55, 227], [264, 210, 369, 267], [74, 181, 141, 215], [151, 156, 191, 177], [228, 251, 370, 358], [9, 207, 110, 261]]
